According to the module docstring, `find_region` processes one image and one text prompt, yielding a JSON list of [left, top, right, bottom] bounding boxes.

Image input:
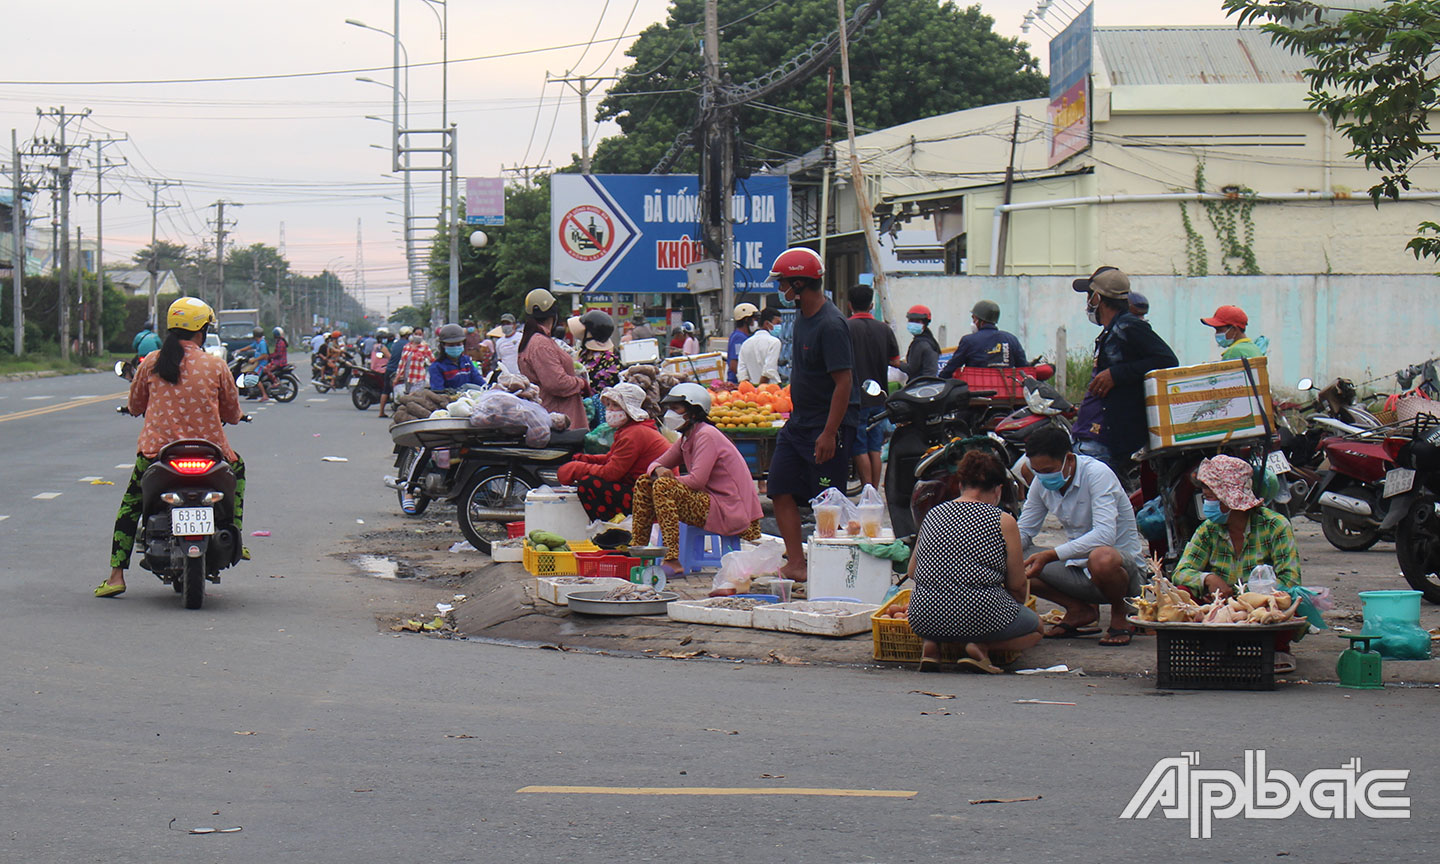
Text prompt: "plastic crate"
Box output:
[[954, 366, 1030, 401], [1155, 628, 1277, 691], [522, 540, 600, 576], [506, 521, 526, 539], [871, 589, 1036, 664], [578, 554, 642, 580], [728, 435, 778, 480]]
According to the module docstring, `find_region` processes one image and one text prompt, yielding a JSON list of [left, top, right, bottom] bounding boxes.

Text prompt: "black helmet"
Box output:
[[579, 309, 615, 344]]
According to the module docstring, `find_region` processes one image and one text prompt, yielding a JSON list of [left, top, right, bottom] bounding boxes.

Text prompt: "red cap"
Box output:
[[906, 304, 931, 320], [1201, 305, 1248, 329]]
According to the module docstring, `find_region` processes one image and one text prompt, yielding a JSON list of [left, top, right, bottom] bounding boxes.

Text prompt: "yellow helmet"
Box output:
[[166, 296, 216, 332], [524, 287, 558, 318], [733, 302, 759, 321]]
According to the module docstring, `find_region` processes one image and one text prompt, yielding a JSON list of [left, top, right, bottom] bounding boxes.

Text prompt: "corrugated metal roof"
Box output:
[[1096, 26, 1310, 86]]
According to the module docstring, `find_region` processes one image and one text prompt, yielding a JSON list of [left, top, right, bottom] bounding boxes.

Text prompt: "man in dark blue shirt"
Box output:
[[428, 323, 486, 391], [939, 299, 1027, 378], [726, 303, 757, 384], [764, 248, 858, 582]]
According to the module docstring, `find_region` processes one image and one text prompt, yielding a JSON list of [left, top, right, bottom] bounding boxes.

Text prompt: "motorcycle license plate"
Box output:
[[1384, 468, 1416, 498], [171, 507, 215, 536], [1266, 451, 1292, 475]]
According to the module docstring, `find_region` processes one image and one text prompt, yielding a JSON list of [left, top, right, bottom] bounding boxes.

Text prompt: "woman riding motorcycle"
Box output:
[[517, 288, 589, 431], [96, 297, 247, 598]]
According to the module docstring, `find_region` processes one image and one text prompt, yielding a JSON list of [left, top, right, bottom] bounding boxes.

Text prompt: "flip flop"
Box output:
[[94, 582, 126, 598], [1044, 622, 1100, 639], [1099, 627, 1135, 647], [918, 656, 942, 673], [956, 657, 1002, 675]]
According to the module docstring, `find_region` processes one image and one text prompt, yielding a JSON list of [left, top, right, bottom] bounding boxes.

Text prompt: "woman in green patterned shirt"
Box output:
[[1173, 455, 1302, 600]]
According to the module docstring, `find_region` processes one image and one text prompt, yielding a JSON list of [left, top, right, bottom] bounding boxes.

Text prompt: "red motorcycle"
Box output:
[[1307, 428, 1400, 551]]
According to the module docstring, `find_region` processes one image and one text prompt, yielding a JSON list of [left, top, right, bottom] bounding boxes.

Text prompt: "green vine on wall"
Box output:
[[1176, 162, 1262, 276]]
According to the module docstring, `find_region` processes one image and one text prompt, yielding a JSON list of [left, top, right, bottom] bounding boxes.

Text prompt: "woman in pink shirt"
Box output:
[[516, 288, 589, 431], [632, 383, 763, 573]]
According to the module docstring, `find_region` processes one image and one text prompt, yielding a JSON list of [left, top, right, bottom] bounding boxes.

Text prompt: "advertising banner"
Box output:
[[1048, 4, 1093, 166], [465, 177, 505, 226], [550, 174, 789, 295]]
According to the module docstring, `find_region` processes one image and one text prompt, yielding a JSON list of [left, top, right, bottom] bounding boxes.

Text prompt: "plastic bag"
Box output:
[[467, 388, 552, 447], [1136, 497, 1167, 542], [857, 484, 886, 539], [810, 487, 858, 538], [1286, 585, 1332, 630], [1246, 565, 1278, 594], [583, 423, 616, 454], [712, 541, 786, 595]]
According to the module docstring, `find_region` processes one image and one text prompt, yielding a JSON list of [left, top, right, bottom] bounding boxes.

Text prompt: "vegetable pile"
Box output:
[[528, 530, 570, 553]]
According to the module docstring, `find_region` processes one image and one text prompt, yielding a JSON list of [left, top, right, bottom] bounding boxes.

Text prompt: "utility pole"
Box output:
[[448, 125, 459, 324], [546, 73, 616, 175], [34, 106, 90, 360], [502, 163, 551, 187], [994, 106, 1023, 277], [77, 135, 125, 354], [209, 200, 241, 310], [701, 0, 736, 328], [75, 224, 83, 351], [10, 129, 26, 356], [144, 179, 181, 327], [835, 0, 891, 323]]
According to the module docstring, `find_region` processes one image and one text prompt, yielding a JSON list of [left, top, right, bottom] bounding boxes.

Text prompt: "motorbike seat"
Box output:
[[548, 429, 589, 450]]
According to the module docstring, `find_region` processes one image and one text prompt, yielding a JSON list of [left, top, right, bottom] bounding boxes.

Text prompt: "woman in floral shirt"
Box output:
[[568, 310, 621, 391]]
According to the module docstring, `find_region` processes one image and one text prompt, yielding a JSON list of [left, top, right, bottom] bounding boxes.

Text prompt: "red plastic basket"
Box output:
[[506, 520, 526, 539], [954, 366, 1030, 400], [577, 553, 641, 580]]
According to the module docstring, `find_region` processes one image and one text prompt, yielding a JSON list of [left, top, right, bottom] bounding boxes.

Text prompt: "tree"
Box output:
[[1224, 0, 1440, 260], [388, 305, 431, 329], [224, 243, 290, 309], [588, 0, 1048, 174], [429, 178, 552, 323]]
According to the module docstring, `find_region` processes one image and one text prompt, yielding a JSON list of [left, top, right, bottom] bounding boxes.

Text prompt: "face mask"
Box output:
[[466, 326, 475, 334], [970, 321, 980, 334], [605, 409, 628, 428], [663, 410, 686, 432], [1035, 455, 1071, 491], [410, 334, 423, 343], [1202, 499, 1228, 523], [906, 322, 924, 336], [1215, 332, 1234, 348], [1085, 297, 1100, 326], [501, 324, 515, 336], [776, 285, 797, 309], [444, 345, 464, 358]]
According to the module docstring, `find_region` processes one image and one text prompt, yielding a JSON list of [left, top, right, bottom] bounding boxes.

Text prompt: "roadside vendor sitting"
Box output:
[[428, 323, 486, 391], [632, 383, 763, 576], [557, 383, 670, 522], [1173, 454, 1303, 672], [906, 450, 1043, 674]]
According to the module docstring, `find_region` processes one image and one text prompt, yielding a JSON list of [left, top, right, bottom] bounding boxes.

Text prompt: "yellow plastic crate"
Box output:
[[522, 540, 599, 576], [871, 588, 1035, 664]]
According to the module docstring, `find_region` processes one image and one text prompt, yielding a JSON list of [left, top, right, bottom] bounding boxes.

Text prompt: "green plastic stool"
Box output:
[[1337, 633, 1385, 690]]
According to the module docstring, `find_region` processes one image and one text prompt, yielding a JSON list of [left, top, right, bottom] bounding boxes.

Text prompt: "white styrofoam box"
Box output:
[[620, 338, 660, 365], [667, 597, 763, 629], [490, 537, 525, 563], [805, 537, 897, 606], [535, 576, 632, 606], [524, 488, 591, 543], [1143, 357, 1273, 451], [751, 600, 881, 637]]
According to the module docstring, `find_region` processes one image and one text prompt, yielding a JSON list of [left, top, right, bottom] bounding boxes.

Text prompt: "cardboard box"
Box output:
[[1144, 357, 1273, 451], [661, 352, 726, 384]]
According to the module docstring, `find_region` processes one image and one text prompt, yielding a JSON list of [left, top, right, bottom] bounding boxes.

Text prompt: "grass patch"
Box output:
[[1064, 351, 1092, 404], [0, 352, 126, 377]]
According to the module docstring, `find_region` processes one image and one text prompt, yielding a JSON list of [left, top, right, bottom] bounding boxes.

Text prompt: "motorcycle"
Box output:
[[386, 416, 586, 552], [115, 405, 251, 609], [1304, 425, 1401, 551], [115, 355, 143, 381], [229, 352, 299, 403], [350, 366, 389, 410], [1384, 417, 1440, 603], [992, 377, 1075, 497], [312, 358, 355, 394]]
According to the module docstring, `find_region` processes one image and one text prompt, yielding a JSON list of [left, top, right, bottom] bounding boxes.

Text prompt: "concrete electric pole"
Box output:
[[10, 128, 26, 356], [209, 200, 241, 310], [144, 179, 181, 328], [77, 135, 125, 354], [34, 106, 90, 359], [546, 73, 616, 175]]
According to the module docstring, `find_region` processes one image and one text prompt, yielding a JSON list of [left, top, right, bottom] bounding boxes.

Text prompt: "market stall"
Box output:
[[709, 381, 791, 479]]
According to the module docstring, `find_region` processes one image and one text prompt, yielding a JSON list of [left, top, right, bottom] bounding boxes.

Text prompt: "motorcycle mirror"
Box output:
[[862, 379, 883, 398], [1296, 378, 1314, 392], [114, 361, 126, 377]]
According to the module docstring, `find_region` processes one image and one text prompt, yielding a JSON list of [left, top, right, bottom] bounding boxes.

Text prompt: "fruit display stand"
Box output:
[[711, 382, 791, 479]]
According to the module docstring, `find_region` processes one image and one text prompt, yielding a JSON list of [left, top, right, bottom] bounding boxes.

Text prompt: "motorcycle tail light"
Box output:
[[202, 491, 224, 504], [1383, 437, 1408, 462], [169, 458, 216, 475], [161, 492, 183, 505]]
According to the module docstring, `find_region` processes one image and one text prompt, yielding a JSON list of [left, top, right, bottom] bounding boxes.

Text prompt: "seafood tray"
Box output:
[[667, 595, 778, 629], [535, 576, 632, 606], [752, 600, 880, 637], [567, 589, 678, 616]]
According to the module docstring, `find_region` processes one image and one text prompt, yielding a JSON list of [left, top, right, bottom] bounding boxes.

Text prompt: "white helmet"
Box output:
[[660, 382, 711, 416]]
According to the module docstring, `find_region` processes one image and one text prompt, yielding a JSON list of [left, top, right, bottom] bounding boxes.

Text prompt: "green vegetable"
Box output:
[[534, 543, 550, 552], [529, 530, 569, 550]]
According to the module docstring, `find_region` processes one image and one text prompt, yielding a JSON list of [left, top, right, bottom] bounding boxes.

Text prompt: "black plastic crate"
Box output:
[[1155, 628, 1276, 691]]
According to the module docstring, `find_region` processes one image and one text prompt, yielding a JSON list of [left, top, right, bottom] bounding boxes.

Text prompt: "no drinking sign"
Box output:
[[549, 174, 789, 295]]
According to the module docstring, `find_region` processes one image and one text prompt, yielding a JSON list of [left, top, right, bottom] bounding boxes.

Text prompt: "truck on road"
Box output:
[[216, 308, 260, 356]]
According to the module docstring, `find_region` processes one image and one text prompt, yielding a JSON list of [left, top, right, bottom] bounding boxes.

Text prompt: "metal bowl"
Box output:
[[566, 589, 678, 616]]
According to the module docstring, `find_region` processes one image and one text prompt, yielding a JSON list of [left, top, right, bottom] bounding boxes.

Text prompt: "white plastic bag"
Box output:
[[712, 540, 786, 595], [467, 388, 552, 447], [810, 486, 859, 536]]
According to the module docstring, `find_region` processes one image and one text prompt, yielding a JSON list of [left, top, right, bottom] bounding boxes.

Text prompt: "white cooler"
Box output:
[[805, 537, 897, 606], [523, 488, 591, 543]]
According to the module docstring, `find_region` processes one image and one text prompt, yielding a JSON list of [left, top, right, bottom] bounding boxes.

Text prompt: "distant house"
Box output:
[[108, 268, 183, 297]]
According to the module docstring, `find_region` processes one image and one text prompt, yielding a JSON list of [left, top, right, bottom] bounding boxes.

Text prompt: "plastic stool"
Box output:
[[677, 523, 741, 574]]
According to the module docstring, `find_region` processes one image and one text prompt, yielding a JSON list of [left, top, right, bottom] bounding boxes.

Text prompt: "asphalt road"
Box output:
[[1, 371, 1437, 862]]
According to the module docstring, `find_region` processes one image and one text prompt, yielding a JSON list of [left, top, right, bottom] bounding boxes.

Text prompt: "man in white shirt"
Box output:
[[736, 307, 783, 385], [492, 312, 523, 373], [1017, 425, 1146, 646]]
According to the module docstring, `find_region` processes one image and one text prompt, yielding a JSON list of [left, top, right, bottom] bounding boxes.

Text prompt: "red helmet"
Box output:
[[768, 247, 824, 282], [907, 305, 932, 321]]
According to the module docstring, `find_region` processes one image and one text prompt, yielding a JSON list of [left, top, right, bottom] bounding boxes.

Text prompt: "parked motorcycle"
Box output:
[[115, 405, 250, 609], [350, 366, 389, 410], [1381, 418, 1440, 603], [1306, 426, 1400, 551]]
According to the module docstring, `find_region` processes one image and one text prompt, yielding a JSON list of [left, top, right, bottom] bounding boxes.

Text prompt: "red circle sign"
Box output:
[[559, 205, 615, 262]]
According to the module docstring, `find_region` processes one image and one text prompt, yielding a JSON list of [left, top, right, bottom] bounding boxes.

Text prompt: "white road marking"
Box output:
[[114, 463, 133, 469], [306, 398, 328, 402], [0, 515, 10, 522], [33, 492, 61, 500], [23, 395, 54, 401], [69, 394, 98, 400], [77, 476, 103, 483]]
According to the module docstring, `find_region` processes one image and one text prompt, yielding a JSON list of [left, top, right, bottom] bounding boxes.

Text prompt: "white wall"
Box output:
[[887, 274, 1438, 387]]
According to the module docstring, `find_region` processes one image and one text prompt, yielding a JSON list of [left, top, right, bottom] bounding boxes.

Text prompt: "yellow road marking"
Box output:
[[0, 390, 130, 424], [516, 786, 917, 798]]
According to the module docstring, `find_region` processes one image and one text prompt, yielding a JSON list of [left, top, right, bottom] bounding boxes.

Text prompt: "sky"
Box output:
[[0, 0, 1234, 318]]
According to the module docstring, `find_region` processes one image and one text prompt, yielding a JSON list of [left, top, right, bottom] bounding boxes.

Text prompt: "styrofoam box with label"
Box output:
[[752, 600, 881, 637], [805, 537, 897, 606], [535, 576, 632, 606], [667, 597, 761, 629], [620, 338, 660, 365], [524, 488, 591, 543], [1143, 357, 1273, 451]]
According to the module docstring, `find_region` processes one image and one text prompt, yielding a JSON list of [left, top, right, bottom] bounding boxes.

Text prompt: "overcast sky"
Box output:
[[0, 0, 1232, 318]]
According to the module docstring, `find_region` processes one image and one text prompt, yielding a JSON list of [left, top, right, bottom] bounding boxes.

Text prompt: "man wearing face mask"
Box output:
[[898, 305, 940, 379], [493, 312, 522, 373], [427, 324, 487, 390], [1071, 266, 1177, 485], [737, 307, 783, 385], [765, 247, 860, 582], [1201, 305, 1265, 360], [938, 300, 1026, 379], [1018, 425, 1147, 646]]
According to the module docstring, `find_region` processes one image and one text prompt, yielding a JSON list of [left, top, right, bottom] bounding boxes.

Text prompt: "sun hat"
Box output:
[[1196, 455, 1262, 511], [601, 383, 650, 422]]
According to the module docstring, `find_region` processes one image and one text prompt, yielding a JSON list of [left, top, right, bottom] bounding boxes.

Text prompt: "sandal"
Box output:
[[1099, 627, 1135, 647], [94, 582, 126, 598], [1044, 621, 1100, 639], [956, 657, 1002, 675], [1273, 652, 1297, 674], [918, 656, 942, 673]]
